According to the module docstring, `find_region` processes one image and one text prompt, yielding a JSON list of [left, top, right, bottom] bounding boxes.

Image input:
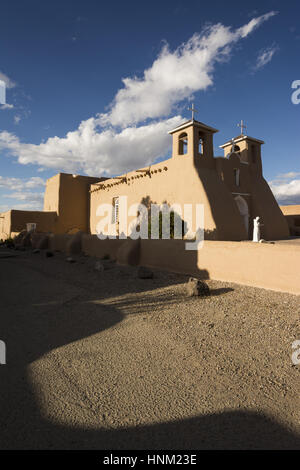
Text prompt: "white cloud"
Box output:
[[100, 11, 278, 127], [269, 172, 300, 205], [0, 192, 44, 212], [14, 115, 21, 125], [0, 176, 46, 191], [0, 200, 43, 212], [277, 171, 300, 179], [0, 71, 16, 89], [0, 12, 277, 177], [0, 103, 14, 110], [237, 11, 277, 38], [0, 177, 45, 212], [254, 44, 279, 70], [0, 116, 183, 176], [4, 191, 44, 204]]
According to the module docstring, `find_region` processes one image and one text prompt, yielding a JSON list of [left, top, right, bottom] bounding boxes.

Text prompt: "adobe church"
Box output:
[[0, 116, 290, 241], [90, 117, 289, 241]]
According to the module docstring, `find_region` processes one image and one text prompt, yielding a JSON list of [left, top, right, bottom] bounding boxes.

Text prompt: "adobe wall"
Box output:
[[90, 145, 289, 242], [82, 235, 125, 260], [215, 153, 289, 240], [43, 174, 60, 212], [250, 176, 290, 240], [0, 211, 12, 240], [140, 239, 300, 295], [215, 153, 251, 195], [194, 240, 300, 295], [48, 233, 73, 252], [0, 210, 57, 239], [79, 235, 300, 295], [55, 173, 104, 233], [43, 172, 105, 234], [90, 156, 247, 241], [280, 205, 300, 236], [280, 205, 300, 216]]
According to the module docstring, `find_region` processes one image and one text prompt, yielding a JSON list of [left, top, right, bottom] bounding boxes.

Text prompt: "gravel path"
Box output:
[[0, 247, 299, 449]]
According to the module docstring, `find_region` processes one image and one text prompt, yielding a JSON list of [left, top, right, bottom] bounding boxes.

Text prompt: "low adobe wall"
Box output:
[[138, 239, 299, 295], [48, 233, 73, 252], [196, 241, 300, 295], [82, 235, 125, 260], [139, 239, 208, 278], [0, 210, 57, 240], [77, 235, 300, 295]]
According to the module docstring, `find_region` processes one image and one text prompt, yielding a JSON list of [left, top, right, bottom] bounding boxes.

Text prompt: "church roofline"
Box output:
[[168, 119, 218, 135], [219, 135, 265, 148]]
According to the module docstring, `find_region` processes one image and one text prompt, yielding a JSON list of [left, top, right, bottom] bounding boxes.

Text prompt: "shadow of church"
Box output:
[[0, 250, 299, 450]]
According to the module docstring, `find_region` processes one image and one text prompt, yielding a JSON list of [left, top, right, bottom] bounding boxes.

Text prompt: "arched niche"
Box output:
[[235, 195, 249, 237]]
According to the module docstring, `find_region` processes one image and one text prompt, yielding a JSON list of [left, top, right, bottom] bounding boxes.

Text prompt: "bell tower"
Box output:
[[168, 118, 218, 165], [220, 130, 264, 175]]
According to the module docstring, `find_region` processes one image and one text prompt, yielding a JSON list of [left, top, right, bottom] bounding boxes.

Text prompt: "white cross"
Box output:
[[237, 119, 247, 135], [188, 103, 198, 120]]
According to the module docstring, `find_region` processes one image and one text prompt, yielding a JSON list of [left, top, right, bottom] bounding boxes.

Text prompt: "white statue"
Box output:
[[253, 216, 262, 242]]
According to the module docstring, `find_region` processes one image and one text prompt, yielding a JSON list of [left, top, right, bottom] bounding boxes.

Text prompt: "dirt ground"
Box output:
[[0, 246, 299, 449]]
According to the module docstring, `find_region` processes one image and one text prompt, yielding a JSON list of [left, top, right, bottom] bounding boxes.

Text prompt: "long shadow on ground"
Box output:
[[0, 253, 299, 450]]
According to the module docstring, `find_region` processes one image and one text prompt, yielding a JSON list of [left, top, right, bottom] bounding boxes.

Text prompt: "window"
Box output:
[[234, 168, 240, 186], [112, 197, 119, 224], [198, 131, 205, 154], [198, 137, 203, 154], [178, 132, 188, 155]]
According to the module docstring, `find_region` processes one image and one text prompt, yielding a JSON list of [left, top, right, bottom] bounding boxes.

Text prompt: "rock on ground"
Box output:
[[137, 266, 154, 279], [94, 261, 104, 273], [186, 277, 210, 297]]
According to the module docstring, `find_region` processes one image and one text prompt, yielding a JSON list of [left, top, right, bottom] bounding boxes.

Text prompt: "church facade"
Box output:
[[90, 118, 289, 241], [0, 117, 290, 242]]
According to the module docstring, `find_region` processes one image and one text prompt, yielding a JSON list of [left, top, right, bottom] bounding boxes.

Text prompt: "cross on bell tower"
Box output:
[[188, 103, 198, 121], [220, 124, 264, 172], [237, 119, 247, 135]]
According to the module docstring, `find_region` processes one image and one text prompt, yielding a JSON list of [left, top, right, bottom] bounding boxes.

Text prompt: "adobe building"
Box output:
[[43, 173, 105, 233], [90, 118, 289, 241], [0, 173, 105, 240], [280, 205, 300, 236]]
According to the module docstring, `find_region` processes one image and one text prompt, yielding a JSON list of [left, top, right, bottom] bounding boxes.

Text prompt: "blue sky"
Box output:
[[0, 0, 300, 211]]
